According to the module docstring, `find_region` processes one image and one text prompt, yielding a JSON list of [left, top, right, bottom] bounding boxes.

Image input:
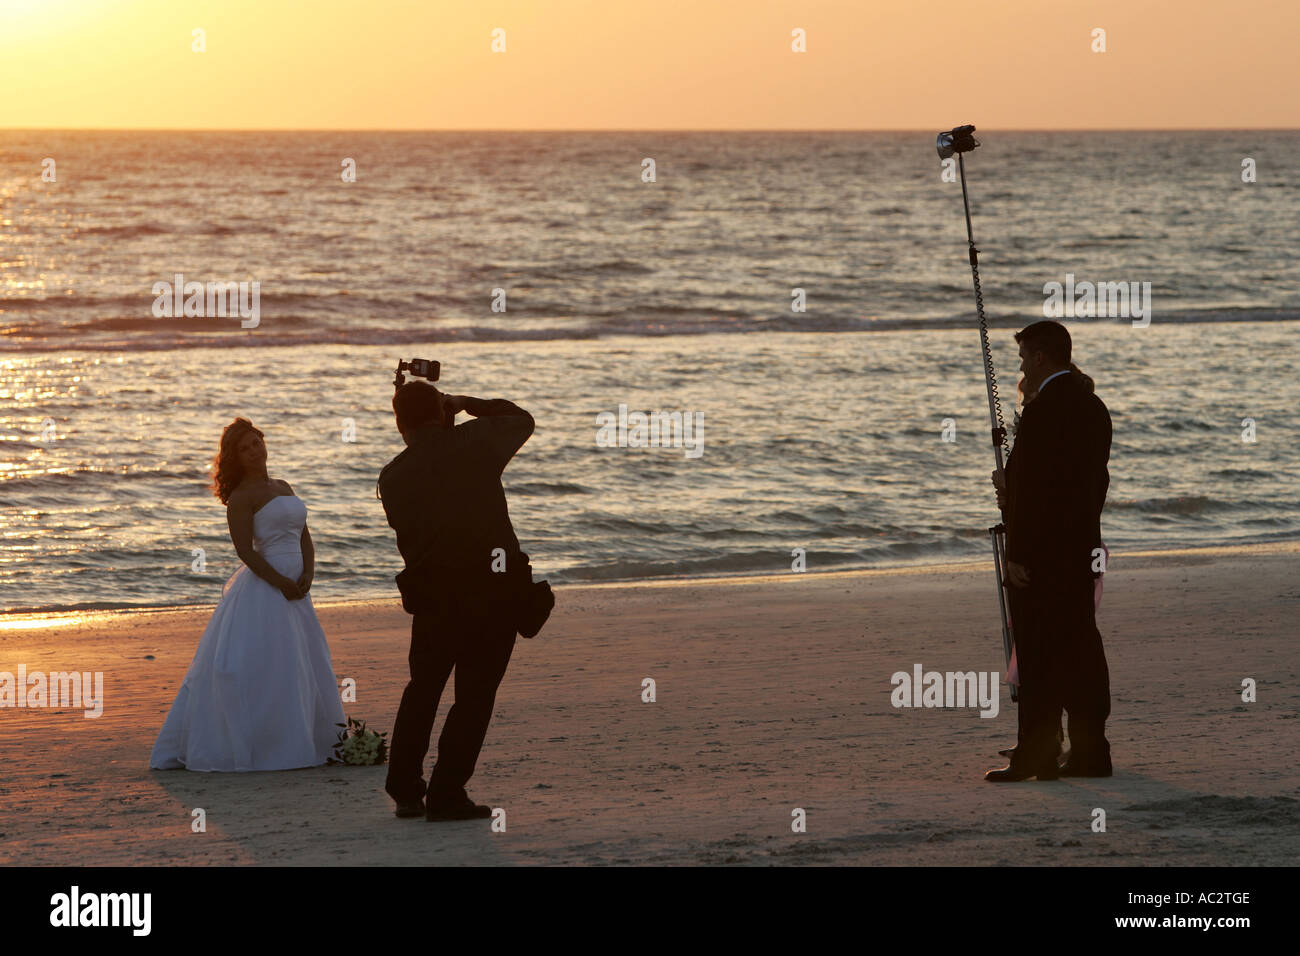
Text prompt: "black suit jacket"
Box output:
[[1003, 373, 1111, 580], [378, 404, 534, 584]]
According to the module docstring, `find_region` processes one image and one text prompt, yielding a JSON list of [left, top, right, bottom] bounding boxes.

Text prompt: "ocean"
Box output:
[[2, 131, 1298, 613]]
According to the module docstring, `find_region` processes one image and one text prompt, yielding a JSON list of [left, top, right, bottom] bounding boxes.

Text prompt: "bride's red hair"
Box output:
[[211, 418, 264, 504]]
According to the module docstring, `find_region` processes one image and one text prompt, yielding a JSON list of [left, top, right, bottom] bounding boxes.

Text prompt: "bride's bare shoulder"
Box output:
[[226, 484, 252, 509]]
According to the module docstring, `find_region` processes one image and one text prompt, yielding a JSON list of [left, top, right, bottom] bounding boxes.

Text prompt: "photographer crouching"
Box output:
[[378, 362, 552, 822]]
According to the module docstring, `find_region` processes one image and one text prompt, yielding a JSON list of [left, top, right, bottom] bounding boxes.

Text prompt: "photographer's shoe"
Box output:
[[394, 800, 425, 819], [985, 749, 1060, 782], [1062, 722, 1111, 776], [425, 792, 493, 822], [1059, 753, 1112, 777], [985, 762, 1059, 782]]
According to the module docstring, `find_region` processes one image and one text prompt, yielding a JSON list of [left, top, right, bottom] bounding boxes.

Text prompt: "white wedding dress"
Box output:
[[150, 494, 346, 771]]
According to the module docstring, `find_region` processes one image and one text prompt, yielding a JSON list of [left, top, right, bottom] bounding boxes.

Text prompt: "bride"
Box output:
[[150, 418, 346, 771]]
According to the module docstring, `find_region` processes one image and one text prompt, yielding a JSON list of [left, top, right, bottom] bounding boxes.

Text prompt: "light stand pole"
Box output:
[[937, 125, 1018, 701]]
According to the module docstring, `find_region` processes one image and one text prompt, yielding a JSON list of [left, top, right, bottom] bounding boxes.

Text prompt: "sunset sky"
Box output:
[[1, 0, 1296, 130]]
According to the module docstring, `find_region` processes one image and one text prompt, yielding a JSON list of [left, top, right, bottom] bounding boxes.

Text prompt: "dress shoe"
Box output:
[[999, 729, 1065, 760], [425, 791, 493, 822], [998, 742, 1065, 760], [985, 758, 1060, 782], [394, 800, 425, 818]]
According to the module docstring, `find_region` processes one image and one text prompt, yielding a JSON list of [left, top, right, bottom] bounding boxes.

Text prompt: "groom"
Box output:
[[987, 320, 1113, 782], [378, 382, 535, 820]]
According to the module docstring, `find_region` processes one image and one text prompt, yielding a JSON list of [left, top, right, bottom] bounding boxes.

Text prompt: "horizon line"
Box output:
[[3, 126, 1298, 134]]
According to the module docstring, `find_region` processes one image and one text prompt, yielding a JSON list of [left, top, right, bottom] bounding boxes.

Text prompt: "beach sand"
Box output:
[[2, 544, 1297, 866]]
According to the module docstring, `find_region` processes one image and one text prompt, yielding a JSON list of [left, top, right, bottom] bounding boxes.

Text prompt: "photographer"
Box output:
[[378, 381, 535, 821]]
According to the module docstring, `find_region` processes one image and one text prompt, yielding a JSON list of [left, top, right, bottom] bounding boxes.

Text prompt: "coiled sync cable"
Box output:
[[969, 239, 1010, 463]]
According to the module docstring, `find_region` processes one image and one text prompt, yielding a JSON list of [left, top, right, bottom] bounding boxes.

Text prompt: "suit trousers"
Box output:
[[385, 590, 517, 805], [1012, 570, 1111, 763]]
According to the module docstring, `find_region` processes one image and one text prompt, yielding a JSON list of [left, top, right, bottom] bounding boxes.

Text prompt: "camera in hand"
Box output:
[[392, 358, 454, 430], [393, 358, 440, 389]]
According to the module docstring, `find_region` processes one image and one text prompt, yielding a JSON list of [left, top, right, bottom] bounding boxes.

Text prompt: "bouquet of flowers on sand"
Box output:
[[329, 716, 389, 766]]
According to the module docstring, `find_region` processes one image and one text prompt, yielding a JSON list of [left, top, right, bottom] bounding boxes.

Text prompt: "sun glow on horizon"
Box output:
[[0, 0, 108, 36], [0, 0, 1296, 130]]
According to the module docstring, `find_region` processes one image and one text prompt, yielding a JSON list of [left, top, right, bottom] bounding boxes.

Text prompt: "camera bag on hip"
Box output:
[[511, 550, 555, 639]]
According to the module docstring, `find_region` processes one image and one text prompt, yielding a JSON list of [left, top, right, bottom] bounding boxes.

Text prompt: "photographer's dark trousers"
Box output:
[[385, 591, 516, 806], [1012, 570, 1111, 765]]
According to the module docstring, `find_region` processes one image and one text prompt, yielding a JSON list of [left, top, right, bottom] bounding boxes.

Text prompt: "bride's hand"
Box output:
[[276, 576, 304, 601], [296, 571, 313, 594]]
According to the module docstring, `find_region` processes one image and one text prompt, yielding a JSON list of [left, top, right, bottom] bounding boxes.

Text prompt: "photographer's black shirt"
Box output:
[[378, 401, 534, 586]]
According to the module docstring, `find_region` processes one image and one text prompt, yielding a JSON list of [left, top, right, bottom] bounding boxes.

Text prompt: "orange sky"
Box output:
[[1, 0, 1295, 129]]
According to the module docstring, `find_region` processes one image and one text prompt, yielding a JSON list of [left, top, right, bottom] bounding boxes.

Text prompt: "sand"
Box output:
[[2, 543, 1297, 866]]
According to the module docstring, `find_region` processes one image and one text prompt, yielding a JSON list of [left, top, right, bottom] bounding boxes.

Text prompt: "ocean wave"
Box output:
[[71, 220, 277, 238], [1155, 417, 1219, 432], [556, 540, 981, 583], [560, 552, 830, 581], [0, 598, 214, 615], [1209, 468, 1273, 479], [508, 480, 593, 495], [1062, 234, 1148, 247], [75, 223, 170, 238], [2, 306, 1298, 352], [1, 293, 148, 313], [0, 466, 208, 493], [1107, 495, 1233, 516], [65, 315, 300, 334], [582, 516, 680, 535]]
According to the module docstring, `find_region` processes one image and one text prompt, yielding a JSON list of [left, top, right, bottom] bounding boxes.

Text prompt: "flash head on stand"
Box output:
[[393, 358, 440, 391], [936, 125, 980, 160]]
